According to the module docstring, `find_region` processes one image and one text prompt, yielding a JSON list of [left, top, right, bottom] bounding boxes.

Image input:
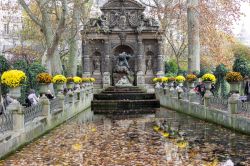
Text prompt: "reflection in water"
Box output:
[[2, 108, 250, 165]]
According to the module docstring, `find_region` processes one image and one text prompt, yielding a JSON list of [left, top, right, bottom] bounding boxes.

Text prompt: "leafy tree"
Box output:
[[232, 43, 250, 61], [165, 60, 178, 75], [233, 56, 250, 77]]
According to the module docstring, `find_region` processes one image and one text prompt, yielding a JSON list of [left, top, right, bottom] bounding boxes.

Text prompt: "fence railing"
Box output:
[[210, 96, 228, 111], [23, 103, 43, 124], [0, 113, 13, 133], [237, 101, 250, 113], [50, 98, 62, 113]]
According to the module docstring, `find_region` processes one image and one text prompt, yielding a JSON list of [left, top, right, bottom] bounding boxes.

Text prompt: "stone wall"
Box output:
[[155, 88, 250, 135], [0, 86, 93, 159]]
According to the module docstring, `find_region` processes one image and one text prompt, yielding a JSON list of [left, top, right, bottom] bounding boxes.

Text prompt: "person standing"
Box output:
[[245, 78, 250, 101], [28, 89, 39, 106]]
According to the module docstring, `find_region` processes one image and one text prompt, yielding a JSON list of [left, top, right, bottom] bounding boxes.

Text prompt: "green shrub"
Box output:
[[165, 60, 178, 75], [233, 56, 250, 77]]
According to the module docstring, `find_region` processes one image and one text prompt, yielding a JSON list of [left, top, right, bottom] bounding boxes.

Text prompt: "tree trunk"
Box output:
[[187, 0, 200, 73], [67, 3, 81, 76]]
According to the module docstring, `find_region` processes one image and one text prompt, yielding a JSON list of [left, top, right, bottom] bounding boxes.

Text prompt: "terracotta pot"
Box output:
[[9, 86, 21, 99]]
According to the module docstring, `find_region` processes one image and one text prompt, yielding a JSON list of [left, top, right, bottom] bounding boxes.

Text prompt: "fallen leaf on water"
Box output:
[[153, 126, 160, 132], [176, 140, 188, 149], [162, 132, 170, 138], [72, 143, 82, 151], [91, 128, 97, 132]]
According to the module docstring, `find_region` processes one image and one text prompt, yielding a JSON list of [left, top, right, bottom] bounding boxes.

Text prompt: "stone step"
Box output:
[[93, 108, 159, 115], [102, 91, 144, 94], [91, 99, 160, 110], [94, 93, 156, 100], [105, 86, 142, 92]]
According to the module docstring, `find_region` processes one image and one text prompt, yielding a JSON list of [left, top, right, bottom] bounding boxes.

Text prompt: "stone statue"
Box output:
[[115, 76, 132, 87], [93, 56, 100, 71], [146, 56, 152, 72], [114, 52, 133, 74]]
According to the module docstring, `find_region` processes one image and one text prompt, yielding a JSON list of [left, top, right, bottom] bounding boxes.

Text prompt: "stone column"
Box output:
[[7, 101, 24, 131], [82, 41, 91, 77], [136, 36, 145, 86], [103, 40, 111, 88], [40, 96, 52, 126], [157, 40, 164, 77]]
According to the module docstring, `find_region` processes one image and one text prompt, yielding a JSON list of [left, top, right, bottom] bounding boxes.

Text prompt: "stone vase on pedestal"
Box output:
[[39, 83, 49, 95], [67, 82, 74, 90], [229, 82, 240, 94], [55, 83, 64, 92], [203, 81, 213, 106], [9, 86, 21, 100]]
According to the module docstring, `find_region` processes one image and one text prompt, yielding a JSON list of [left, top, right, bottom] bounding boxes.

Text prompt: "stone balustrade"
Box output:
[[0, 86, 93, 159], [155, 86, 250, 135]]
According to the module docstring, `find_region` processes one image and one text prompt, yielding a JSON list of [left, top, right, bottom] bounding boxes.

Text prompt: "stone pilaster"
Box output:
[[136, 36, 145, 86], [157, 40, 164, 77], [103, 40, 111, 88], [82, 41, 91, 77]]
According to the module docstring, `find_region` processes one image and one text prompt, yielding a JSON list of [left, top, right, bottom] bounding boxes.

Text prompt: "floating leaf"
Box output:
[[72, 143, 82, 151]]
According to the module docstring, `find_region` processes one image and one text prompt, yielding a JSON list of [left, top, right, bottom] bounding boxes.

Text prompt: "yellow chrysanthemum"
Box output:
[[202, 73, 216, 83], [1, 70, 27, 87], [73, 76, 82, 84], [52, 75, 66, 84], [175, 75, 185, 83]]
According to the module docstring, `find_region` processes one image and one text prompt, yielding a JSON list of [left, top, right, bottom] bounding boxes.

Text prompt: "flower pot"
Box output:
[[188, 81, 195, 89], [39, 83, 49, 94], [75, 84, 80, 89], [9, 86, 21, 99], [67, 82, 74, 89], [229, 82, 240, 93], [203, 81, 212, 89], [55, 83, 64, 91]]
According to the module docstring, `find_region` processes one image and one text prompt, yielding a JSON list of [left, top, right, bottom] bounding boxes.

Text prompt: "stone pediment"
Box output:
[[85, 0, 160, 33], [101, 0, 145, 10]]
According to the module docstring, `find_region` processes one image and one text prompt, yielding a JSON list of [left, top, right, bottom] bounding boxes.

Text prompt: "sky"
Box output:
[[232, 2, 250, 36]]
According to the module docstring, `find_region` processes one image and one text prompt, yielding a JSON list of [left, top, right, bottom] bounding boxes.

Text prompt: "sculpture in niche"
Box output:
[[114, 52, 133, 74], [93, 56, 101, 72], [146, 56, 152, 72]]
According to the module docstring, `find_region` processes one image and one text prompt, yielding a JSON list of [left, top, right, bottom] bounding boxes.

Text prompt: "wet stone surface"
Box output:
[[1, 108, 250, 165]]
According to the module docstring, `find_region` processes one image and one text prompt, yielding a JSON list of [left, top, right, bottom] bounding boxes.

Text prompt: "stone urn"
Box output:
[[39, 83, 49, 95], [67, 82, 74, 90], [55, 83, 64, 91], [9, 86, 21, 99], [74, 83, 80, 90], [188, 81, 195, 90], [203, 81, 212, 90], [229, 82, 240, 93]]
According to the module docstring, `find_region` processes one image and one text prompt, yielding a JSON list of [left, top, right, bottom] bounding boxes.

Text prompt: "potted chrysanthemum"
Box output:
[[225, 72, 243, 93], [36, 72, 52, 95], [186, 74, 197, 89], [52, 75, 66, 91], [1, 70, 26, 99], [66, 77, 74, 90], [73, 76, 82, 89], [201, 73, 216, 89]]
